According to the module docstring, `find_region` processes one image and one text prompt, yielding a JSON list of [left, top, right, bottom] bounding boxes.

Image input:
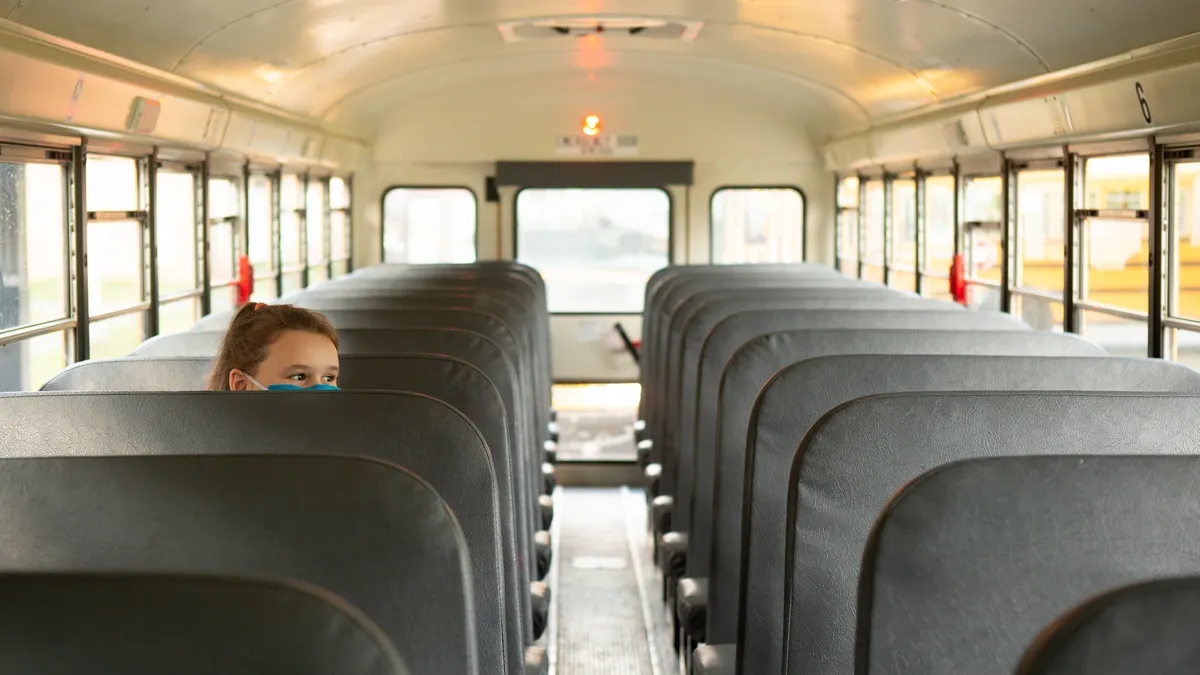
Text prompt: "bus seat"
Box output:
[[0, 454, 473, 675], [781, 393, 1200, 675], [0, 572, 410, 675], [41, 356, 542, 664], [858, 455, 1200, 675], [1015, 577, 1200, 675], [129, 323, 548, 594], [661, 294, 968, 549], [677, 306, 1029, 580], [646, 277, 871, 479], [674, 317, 1055, 640], [293, 273, 551, 430], [736, 354, 1200, 675], [0, 392, 505, 675], [639, 269, 847, 467]]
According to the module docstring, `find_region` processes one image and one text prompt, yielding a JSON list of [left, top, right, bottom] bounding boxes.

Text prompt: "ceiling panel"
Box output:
[[6, 0, 276, 68], [325, 53, 867, 136], [4, 0, 1199, 138], [939, 0, 1200, 69]]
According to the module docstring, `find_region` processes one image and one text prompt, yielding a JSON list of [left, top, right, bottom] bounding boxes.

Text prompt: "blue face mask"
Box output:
[[244, 373, 340, 392]]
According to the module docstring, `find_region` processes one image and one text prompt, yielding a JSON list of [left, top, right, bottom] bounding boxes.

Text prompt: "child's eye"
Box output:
[[322, 375, 336, 383], [288, 373, 307, 382]]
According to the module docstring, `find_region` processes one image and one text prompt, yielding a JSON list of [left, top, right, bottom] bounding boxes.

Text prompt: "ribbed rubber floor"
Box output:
[[547, 487, 675, 675]]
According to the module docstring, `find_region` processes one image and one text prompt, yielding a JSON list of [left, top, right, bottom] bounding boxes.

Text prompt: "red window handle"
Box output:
[[237, 256, 255, 305], [949, 254, 966, 305]]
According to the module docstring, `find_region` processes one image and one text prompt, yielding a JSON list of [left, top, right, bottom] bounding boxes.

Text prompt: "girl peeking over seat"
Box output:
[[207, 302, 340, 391]]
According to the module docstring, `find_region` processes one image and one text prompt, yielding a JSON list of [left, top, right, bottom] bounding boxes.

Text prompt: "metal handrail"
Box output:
[[0, 317, 76, 348], [89, 303, 150, 323], [1075, 300, 1149, 322]]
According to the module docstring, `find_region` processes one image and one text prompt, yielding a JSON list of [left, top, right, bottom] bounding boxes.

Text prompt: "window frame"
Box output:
[[245, 170, 281, 300], [1165, 152, 1200, 362], [859, 177, 887, 283], [919, 171, 957, 298], [205, 172, 244, 315], [1071, 151, 1153, 351], [152, 162, 205, 332], [512, 185, 673, 316], [0, 147, 75, 361], [304, 174, 330, 285], [329, 175, 353, 276], [278, 172, 307, 293], [834, 175, 861, 277], [83, 152, 153, 357], [379, 185, 479, 265], [886, 174, 918, 292], [706, 185, 807, 264], [958, 171, 1006, 313]]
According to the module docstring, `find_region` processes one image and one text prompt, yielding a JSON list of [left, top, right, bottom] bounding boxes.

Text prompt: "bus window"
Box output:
[[280, 174, 304, 294], [1077, 154, 1150, 356], [156, 170, 199, 334], [1014, 169, 1066, 331], [516, 188, 669, 314], [0, 162, 68, 331], [307, 179, 328, 284], [861, 181, 885, 283], [89, 311, 142, 359], [207, 177, 240, 314], [836, 176, 859, 276], [330, 177, 351, 276], [86, 217, 143, 358], [922, 175, 955, 300], [1169, 161, 1200, 366], [86, 155, 146, 358], [87, 217, 142, 315], [247, 174, 278, 301], [1082, 216, 1148, 313], [710, 187, 804, 264], [0, 331, 67, 393], [888, 179, 916, 292], [0, 160, 69, 391], [1078, 308, 1148, 358], [963, 176, 1003, 311], [86, 155, 138, 212], [1087, 154, 1149, 210], [382, 187, 476, 264]]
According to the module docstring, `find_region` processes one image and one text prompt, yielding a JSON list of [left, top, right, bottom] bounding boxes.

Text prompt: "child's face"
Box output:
[[230, 330, 340, 391]]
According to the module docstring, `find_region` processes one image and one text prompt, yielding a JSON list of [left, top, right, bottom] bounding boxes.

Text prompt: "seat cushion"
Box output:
[[524, 646, 548, 675], [693, 644, 736, 675], [651, 495, 674, 535], [676, 577, 708, 643], [530, 582, 551, 641], [659, 531, 688, 581]]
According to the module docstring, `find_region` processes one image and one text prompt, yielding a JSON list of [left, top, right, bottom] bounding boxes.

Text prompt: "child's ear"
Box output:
[[228, 369, 248, 391]]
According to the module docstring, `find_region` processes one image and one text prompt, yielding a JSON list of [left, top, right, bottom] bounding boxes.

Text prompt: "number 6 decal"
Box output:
[[1135, 82, 1152, 124]]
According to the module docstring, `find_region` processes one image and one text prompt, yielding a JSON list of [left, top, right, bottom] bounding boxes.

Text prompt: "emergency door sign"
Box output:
[[555, 134, 639, 156]]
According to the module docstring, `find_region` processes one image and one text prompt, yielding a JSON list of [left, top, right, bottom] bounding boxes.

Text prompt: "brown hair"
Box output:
[[206, 302, 339, 391]]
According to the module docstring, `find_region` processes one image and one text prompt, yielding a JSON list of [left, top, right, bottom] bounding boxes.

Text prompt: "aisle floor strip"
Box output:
[[549, 487, 673, 675]]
